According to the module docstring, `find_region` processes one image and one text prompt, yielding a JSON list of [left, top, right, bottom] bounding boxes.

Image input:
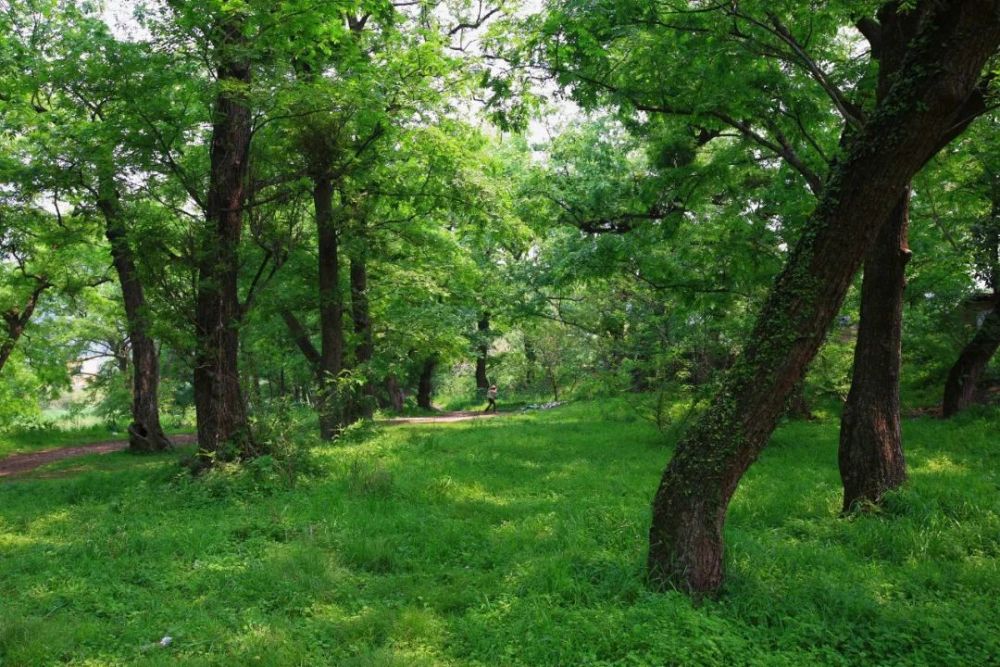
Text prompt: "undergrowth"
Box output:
[[1, 400, 997, 665]]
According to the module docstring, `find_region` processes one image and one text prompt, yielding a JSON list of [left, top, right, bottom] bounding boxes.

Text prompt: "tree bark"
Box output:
[[99, 184, 172, 453], [193, 17, 255, 463], [942, 299, 1000, 416], [0, 282, 48, 375], [647, 2, 1000, 594], [280, 309, 321, 368], [349, 253, 375, 419], [386, 375, 404, 412], [475, 313, 489, 390], [837, 3, 922, 511], [417, 356, 437, 410], [314, 176, 345, 439], [839, 192, 910, 510]]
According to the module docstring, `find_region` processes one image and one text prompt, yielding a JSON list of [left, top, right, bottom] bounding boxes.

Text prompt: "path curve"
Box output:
[[0, 434, 196, 478]]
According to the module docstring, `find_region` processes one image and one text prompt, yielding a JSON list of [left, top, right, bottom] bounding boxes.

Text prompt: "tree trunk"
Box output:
[[839, 192, 911, 510], [386, 375, 404, 412], [417, 357, 437, 410], [99, 182, 171, 454], [193, 18, 255, 463], [350, 253, 375, 419], [942, 299, 1000, 416], [314, 176, 345, 439], [785, 381, 812, 420], [0, 282, 47, 375], [837, 4, 922, 511], [475, 313, 489, 390], [647, 4, 1000, 594]]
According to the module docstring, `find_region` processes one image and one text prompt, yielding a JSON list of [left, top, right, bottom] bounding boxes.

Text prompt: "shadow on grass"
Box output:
[[1, 403, 998, 664]]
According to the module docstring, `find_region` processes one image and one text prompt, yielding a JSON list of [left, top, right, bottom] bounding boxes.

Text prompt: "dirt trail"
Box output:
[[0, 434, 196, 479], [381, 411, 501, 425], [0, 411, 498, 478]]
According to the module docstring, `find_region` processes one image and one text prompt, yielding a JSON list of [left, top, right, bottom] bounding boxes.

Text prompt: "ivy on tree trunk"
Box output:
[[647, 1, 1000, 594]]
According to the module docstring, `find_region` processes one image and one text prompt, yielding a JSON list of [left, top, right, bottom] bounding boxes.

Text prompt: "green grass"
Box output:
[[1, 400, 998, 665]]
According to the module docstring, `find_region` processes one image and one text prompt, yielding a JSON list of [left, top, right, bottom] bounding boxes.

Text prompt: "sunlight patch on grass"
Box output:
[[1, 400, 998, 665], [912, 454, 968, 476]]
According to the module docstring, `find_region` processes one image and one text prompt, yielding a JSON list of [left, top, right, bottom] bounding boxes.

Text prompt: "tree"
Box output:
[[643, 2, 1000, 592], [942, 125, 1000, 416], [17, 8, 178, 451]]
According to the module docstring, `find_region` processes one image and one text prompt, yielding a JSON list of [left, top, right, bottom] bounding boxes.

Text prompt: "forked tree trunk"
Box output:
[[417, 357, 437, 410], [99, 185, 172, 453], [193, 17, 255, 464], [0, 282, 48, 375], [942, 300, 1000, 416], [475, 313, 489, 390], [647, 4, 1000, 594], [839, 192, 910, 510]]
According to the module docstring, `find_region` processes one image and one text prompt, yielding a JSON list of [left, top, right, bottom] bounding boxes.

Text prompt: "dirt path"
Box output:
[[0, 434, 196, 479], [0, 411, 500, 479], [382, 411, 501, 425]]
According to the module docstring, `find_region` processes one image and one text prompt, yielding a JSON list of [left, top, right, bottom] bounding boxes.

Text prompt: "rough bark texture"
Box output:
[[314, 176, 345, 439], [417, 357, 437, 410], [839, 193, 911, 510], [99, 183, 172, 454], [837, 3, 922, 512], [647, 1, 1000, 594], [942, 299, 1000, 416], [475, 313, 489, 390], [193, 17, 255, 463]]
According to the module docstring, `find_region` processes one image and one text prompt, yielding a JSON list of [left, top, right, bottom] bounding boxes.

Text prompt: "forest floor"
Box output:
[[0, 413, 500, 478], [1, 400, 998, 665]]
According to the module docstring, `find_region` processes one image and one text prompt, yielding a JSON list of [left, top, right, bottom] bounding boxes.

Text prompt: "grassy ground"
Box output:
[[0, 424, 194, 459], [0, 424, 128, 459], [1, 401, 998, 665]]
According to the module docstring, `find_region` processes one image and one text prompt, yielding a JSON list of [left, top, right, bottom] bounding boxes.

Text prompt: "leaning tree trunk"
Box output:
[[838, 192, 910, 510], [942, 300, 1000, 416], [314, 175, 345, 439], [647, 3, 1000, 594], [193, 17, 255, 463], [417, 356, 437, 410], [475, 313, 489, 390]]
